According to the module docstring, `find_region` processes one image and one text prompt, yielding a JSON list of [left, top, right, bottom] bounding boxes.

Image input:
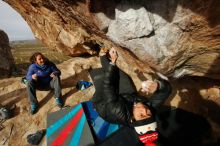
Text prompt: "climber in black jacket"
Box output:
[[90, 47, 172, 146]]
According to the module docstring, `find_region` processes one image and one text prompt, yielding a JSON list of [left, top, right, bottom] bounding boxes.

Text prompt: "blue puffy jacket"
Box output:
[[26, 61, 61, 85]]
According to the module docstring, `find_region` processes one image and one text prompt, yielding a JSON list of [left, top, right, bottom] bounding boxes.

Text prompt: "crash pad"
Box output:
[[46, 101, 120, 146]]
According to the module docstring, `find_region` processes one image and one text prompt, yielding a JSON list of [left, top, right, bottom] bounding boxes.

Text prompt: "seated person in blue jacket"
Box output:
[[90, 48, 172, 146], [25, 52, 63, 114]]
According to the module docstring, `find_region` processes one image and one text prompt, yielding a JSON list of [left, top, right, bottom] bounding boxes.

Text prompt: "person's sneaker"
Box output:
[[55, 98, 63, 108], [30, 104, 38, 115]]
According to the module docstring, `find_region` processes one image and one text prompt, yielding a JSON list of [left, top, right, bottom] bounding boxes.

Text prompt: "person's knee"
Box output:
[[52, 76, 61, 88], [27, 80, 36, 87], [53, 76, 61, 84], [53, 76, 59, 81]]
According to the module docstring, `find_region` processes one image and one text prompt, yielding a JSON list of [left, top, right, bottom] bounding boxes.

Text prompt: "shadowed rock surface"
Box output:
[[4, 0, 220, 79], [0, 30, 15, 77]]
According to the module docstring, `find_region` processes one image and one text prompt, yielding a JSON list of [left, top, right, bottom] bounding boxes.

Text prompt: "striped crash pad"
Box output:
[[46, 101, 120, 146], [82, 101, 120, 141]]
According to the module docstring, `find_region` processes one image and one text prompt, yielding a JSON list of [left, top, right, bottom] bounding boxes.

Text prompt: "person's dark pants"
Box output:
[[26, 76, 61, 105]]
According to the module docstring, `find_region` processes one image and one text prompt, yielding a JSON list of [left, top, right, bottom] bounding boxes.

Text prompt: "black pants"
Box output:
[[26, 76, 61, 105]]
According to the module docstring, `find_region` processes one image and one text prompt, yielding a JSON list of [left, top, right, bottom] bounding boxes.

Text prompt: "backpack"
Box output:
[[76, 80, 93, 90], [21, 77, 28, 85]]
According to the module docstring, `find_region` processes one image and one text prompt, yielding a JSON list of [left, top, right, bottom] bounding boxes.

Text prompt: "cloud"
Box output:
[[0, 1, 35, 40]]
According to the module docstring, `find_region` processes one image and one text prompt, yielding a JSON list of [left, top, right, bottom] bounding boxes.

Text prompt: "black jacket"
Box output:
[[91, 64, 172, 126]]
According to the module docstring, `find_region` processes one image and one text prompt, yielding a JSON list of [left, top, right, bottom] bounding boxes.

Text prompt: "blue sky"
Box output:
[[0, 1, 35, 41]]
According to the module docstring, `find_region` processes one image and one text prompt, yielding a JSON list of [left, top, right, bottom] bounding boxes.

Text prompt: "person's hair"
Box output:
[[29, 52, 46, 64]]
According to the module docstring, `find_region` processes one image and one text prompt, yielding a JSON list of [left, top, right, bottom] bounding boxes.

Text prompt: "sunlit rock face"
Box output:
[[4, 0, 220, 79], [0, 29, 15, 77]]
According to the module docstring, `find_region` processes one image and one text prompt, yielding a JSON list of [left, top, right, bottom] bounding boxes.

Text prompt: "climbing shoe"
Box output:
[[30, 104, 38, 115], [55, 97, 63, 108]]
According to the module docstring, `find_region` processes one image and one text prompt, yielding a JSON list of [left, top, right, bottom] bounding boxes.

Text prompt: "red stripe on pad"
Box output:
[[51, 108, 84, 146]]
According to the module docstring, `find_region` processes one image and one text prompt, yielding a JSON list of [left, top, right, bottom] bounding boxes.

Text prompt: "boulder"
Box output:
[[0, 30, 15, 77], [107, 3, 153, 42], [4, 0, 220, 79]]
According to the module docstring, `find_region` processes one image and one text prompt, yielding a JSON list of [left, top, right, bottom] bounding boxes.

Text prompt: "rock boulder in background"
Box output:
[[0, 30, 15, 77]]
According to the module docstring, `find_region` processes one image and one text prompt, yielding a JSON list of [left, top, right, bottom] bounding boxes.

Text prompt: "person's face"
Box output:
[[35, 55, 45, 66], [133, 102, 152, 121]]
